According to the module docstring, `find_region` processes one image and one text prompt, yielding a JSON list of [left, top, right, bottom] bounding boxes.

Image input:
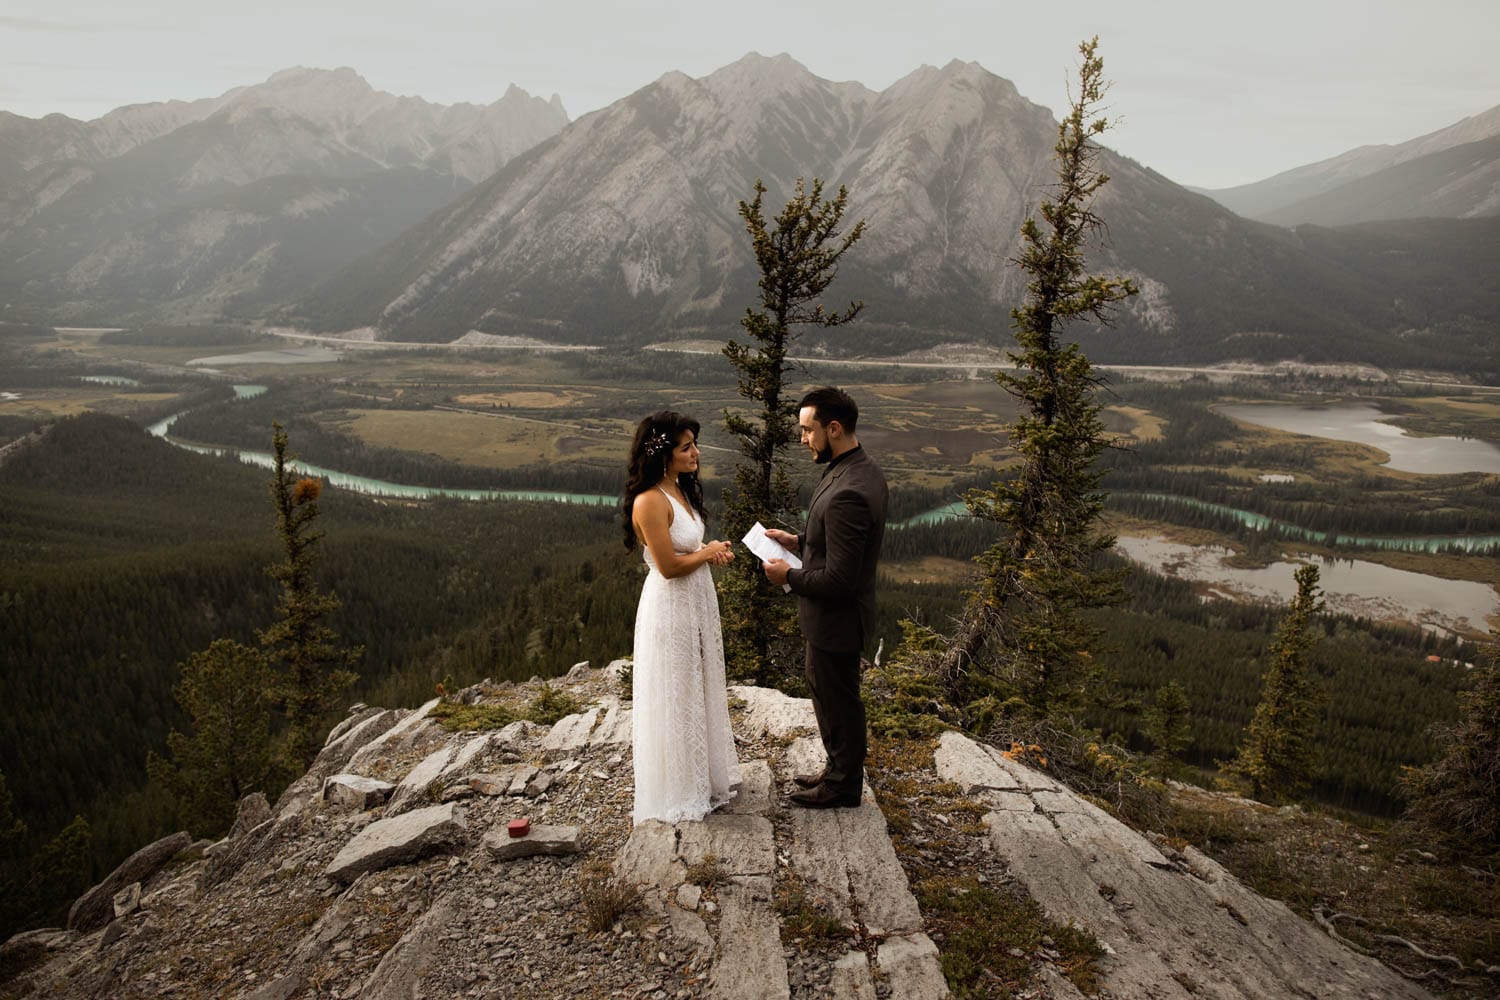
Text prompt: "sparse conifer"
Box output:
[[934, 37, 1135, 715], [1401, 636, 1500, 852], [260, 422, 362, 768], [147, 639, 276, 835], [1225, 564, 1325, 802], [720, 178, 865, 687]]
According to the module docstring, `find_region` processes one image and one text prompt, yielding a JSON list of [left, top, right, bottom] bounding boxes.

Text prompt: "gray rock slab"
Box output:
[[722, 758, 772, 815], [835, 797, 921, 937], [385, 743, 456, 814], [481, 823, 580, 861], [523, 770, 554, 797], [983, 789, 1038, 813], [677, 813, 775, 878], [437, 733, 493, 782], [675, 883, 702, 910], [615, 821, 685, 886], [466, 768, 530, 796], [228, 792, 271, 839], [726, 684, 817, 738], [591, 699, 633, 746], [1052, 808, 1173, 870], [345, 699, 440, 775], [494, 719, 543, 744], [355, 893, 458, 1000], [666, 905, 714, 960], [324, 803, 467, 884], [68, 830, 191, 931], [933, 729, 1049, 793], [977, 784, 1435, 1000], [783, 804, 853, 927], [324, 705, 379, 747], [781, 736, 922, 936], [540, 708, 599, 753], [828, 950, 876, 1000], [506, 764, 539, 796], [322, 774, 395, 811], [710, 882, 789, 1000], [876, 933, 949, 999], [110, 883, 141, 919]]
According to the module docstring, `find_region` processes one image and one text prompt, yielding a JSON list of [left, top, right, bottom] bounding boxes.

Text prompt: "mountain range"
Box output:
[[3, 57, 1497, 373], [0, 68, 568, 319], [1196, 104, 1500, 225]]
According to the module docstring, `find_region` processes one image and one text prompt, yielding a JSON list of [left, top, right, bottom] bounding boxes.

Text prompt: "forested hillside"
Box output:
[[0, 409, 1470, 939]]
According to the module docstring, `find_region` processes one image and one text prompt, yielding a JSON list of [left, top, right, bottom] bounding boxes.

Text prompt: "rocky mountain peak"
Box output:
[[2, 664, 1435, 998]]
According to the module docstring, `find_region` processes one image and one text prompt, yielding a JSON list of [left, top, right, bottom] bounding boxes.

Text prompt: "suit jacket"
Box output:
[[787, 446, 888, 654]]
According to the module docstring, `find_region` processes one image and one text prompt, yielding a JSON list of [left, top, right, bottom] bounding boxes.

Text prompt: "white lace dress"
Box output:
[[631, 490, 741, 825]]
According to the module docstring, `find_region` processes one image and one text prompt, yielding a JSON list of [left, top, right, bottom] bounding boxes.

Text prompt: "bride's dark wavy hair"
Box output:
[[622, 410, 707, 550]]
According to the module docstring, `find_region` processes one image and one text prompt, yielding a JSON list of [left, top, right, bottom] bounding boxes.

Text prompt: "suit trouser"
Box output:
[[804, 644, 866, 796]]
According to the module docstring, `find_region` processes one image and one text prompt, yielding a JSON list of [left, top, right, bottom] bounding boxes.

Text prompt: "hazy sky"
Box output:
[[3, 0, 1496, 189]]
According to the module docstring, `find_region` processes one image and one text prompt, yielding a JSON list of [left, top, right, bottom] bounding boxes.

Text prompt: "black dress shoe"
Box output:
[[792, 772, 825, 789], [789, 784, 861, 809]]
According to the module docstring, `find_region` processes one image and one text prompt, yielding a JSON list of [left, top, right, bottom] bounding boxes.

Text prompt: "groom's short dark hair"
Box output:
[[799, 386, 858, 433]]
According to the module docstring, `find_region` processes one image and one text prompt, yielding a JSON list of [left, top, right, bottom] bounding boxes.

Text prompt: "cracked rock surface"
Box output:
[[2, 670, 1433, 999]]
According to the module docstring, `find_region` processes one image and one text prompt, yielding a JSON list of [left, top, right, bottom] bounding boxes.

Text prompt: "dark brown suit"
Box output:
[[786, 446, 888, 797]]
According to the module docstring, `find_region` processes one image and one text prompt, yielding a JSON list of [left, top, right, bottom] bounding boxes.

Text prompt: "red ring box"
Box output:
[[507, 818, 531, 838]]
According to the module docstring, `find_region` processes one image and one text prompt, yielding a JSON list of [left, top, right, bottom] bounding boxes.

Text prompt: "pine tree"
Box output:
[[260, 423, 361, 767], [1144, 680, 1192, 762], [1401, 637, 1500, 852], [719, 178, 866, 687], [147, 639, 276, 835], [935, 38, 1136, 714], [1225, 564, 1325, 802]]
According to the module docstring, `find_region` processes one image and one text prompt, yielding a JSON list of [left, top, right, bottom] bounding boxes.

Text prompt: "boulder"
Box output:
[[540, 709, 600, 753], [228, 792, 272, 839], [384, 744, 455, 815], [482, 823, 581, 861], [111, 883, 141, 919], [322, 774, 396, 811], [324, 804, 468, 883], [67, 830, 191, 932]]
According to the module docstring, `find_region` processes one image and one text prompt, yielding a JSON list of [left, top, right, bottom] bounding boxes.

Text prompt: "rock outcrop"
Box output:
[[4, 668, 1436, 999]]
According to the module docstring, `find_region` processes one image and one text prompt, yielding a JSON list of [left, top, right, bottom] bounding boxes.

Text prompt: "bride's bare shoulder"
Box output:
[[633, 488, 672, 524]]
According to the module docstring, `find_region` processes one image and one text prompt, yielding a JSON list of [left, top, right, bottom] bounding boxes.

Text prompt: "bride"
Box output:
[[623, 411, 742, 825]]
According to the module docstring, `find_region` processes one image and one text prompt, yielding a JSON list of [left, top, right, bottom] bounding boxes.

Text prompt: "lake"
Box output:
[[1114, 535, 1497, 637], [1217, 402, 1500, 475]]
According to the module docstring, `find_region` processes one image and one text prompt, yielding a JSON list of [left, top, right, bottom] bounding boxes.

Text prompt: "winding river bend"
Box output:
[[147, 386, 616, 507], [145, 390, 1498, 632]]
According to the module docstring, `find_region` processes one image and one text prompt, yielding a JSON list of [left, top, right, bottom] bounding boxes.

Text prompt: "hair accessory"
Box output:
[[644, 430, 671, 457]]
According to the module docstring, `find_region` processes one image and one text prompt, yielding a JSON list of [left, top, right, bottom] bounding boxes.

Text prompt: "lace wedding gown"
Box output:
[[631, 489, 741, 825]]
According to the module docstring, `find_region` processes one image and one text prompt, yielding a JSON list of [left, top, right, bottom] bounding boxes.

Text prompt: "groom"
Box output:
[[763, 386, 888, 808]]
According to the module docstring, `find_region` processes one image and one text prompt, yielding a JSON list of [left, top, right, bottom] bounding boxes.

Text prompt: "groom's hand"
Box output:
[[764, 528, 798, 550], [763, 558, 790, 587]]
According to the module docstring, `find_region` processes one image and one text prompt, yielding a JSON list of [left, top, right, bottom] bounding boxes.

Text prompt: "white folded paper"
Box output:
[[742, 521, 801, 593]]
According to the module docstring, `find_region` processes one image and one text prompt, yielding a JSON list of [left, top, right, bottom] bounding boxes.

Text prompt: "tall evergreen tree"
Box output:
[[146, 639, 276, 835], [720, 177, 866, 687], [935, 38, 1136, 714], [260, 422, 361, 767], [1401, 636, 1500, 852], [1225, 564, 1325, 802], [1144, 680, 1192, 762]]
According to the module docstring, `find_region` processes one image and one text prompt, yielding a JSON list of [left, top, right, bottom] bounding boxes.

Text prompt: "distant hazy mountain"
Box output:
[[1198, 104, 1500, 223], [0, 68, 568, 321], [1253, 135, 1500, 227], [290, 54, 1500, 373]]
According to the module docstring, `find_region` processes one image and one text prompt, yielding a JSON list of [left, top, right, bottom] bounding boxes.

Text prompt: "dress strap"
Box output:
[[656, 485, 696, 520]]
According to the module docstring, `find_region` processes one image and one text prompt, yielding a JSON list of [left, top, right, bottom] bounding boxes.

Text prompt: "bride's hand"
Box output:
[[704, 540, 734, 565]]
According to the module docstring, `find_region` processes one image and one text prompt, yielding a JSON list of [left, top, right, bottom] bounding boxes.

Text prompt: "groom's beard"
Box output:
[[813, 443, 834, 464]]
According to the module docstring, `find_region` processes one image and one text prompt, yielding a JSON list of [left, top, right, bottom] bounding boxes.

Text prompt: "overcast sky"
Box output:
[[3, 0, 1496, 189]]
